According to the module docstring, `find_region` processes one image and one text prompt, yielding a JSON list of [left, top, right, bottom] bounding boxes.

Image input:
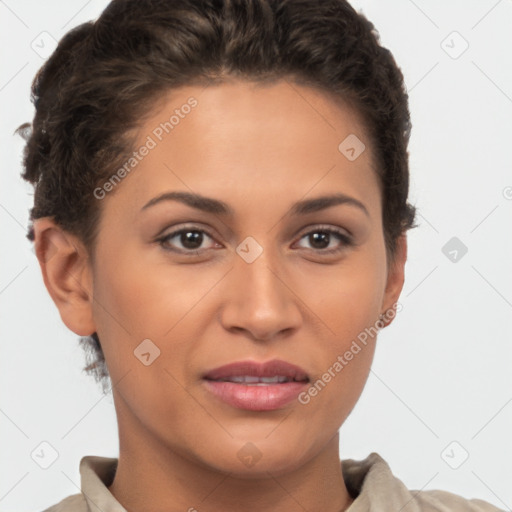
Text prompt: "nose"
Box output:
[[218, 246, 303, 342]]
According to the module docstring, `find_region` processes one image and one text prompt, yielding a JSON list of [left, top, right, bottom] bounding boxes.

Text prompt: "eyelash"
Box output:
[[156, 224, 353, 256]]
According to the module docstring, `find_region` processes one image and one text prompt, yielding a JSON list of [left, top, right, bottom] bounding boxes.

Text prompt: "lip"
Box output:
[[202, 359, 310, 411], [203, 359, 310, 381]]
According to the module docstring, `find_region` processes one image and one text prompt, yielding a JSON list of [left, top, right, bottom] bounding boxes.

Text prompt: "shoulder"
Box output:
[[411, 488, 505, 512], [342, 452, 505, 512], [42, 493, 88, 512], [39, 454, 119, 512]]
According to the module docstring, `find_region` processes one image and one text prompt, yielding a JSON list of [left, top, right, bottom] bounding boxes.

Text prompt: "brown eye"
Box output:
[[295, 227, 353, 254], [157, 227, 218, 254]]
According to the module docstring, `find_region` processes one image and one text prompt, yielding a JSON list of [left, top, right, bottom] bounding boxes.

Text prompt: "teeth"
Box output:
[[222, 375, 291, 384]]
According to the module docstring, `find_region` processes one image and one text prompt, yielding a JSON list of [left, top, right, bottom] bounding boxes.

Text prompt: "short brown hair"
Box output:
[[18, 0, 416, 389]]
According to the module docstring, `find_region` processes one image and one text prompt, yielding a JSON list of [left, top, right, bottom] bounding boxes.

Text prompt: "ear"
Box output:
[[380, 234, 407, 327], [33, 217, 96, 336]]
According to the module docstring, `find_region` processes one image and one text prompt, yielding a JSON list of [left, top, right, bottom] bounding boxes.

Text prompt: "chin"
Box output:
[[196, 438, 315, 479]]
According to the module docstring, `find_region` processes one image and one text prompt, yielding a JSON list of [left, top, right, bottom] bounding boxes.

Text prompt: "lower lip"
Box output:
[[202, 379, 309, 411]]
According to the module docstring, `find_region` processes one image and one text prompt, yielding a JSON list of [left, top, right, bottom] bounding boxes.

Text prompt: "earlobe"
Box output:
[[381, 234, 407, 327], [33, 217, 96, 336]]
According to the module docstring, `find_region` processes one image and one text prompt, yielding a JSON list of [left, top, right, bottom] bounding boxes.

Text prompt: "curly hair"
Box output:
[[18, 0, 416, 391]]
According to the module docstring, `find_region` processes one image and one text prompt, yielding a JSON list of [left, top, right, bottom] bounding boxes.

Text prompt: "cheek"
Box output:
[[90, 241, 228, 392], [297, 245, 386, 412], [90, 252, 200, 431], [92, 242, 204, 341], [303, 245, 387, 340]]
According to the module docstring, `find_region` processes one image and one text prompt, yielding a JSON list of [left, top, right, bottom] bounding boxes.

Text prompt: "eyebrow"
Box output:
[[141, 191, 369, 217]]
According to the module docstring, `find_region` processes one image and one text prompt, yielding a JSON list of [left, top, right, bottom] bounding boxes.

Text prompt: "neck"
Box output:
[[108, 394, 354, 512]]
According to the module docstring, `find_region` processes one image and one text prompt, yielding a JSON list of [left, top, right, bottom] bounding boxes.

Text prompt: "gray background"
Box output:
[[1, 0, 511, 510]]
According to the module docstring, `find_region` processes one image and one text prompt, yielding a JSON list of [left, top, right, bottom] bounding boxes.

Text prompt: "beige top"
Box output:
[[42, 452, 504, 511]]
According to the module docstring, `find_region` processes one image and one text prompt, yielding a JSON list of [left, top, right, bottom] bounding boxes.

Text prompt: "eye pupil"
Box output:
[[310, 231, 330, 249], [181, 231, 203, 249]]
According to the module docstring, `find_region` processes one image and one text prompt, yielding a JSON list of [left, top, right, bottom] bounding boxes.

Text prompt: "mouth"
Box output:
[[204, 375, 308, 385], [202, 358, 310, 383], [202, 359, 310, 411]]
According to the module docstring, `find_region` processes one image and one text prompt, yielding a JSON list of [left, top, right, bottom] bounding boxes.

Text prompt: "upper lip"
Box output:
[[203, 359, 310, 382]]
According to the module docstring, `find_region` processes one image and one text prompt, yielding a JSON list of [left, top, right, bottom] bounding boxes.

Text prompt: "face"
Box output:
[[37, 79, 405, 478]]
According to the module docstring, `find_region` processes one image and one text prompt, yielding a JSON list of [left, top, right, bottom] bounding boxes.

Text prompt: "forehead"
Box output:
[[102, 79, 379, 218]]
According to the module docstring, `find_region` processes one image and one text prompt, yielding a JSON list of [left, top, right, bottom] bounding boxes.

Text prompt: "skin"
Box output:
[[34, 79, 407, 512]]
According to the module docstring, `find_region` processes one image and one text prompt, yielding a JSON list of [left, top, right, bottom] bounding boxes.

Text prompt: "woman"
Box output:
[[17, 0, 504, 510]]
